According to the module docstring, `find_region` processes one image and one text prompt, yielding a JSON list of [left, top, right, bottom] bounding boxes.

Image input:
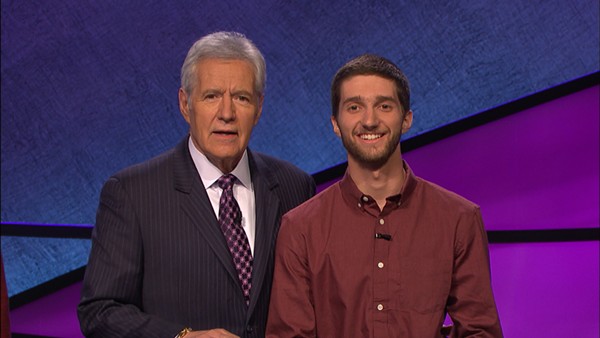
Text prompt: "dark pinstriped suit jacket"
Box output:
[[78, 137, 315, 338]]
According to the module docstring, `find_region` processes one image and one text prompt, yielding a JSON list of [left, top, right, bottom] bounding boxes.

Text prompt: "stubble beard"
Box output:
[[340, 129, 402, 169]]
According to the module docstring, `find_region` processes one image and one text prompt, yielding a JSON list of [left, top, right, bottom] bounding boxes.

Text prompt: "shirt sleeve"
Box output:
[[447, 207, 504, 337], [266, 213, 317, 337]]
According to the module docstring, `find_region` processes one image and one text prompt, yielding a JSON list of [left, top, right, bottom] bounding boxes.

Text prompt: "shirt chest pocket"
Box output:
[[391, 257, 452, 313]]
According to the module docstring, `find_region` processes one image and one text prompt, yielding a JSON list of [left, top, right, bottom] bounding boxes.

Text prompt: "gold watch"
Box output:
[[175, 327, 192, 338]]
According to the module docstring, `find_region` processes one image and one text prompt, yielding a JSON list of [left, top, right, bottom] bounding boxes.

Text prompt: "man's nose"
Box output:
[[361, 107, 378, 128], [218, 93, 236, 121]]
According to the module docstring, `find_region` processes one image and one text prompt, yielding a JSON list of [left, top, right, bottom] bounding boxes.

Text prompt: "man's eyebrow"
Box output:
[[374, 95, 397, 103], [231, 89, 254, 96], [341, 95, 397, 105], [200, 88, 224, 95], [341, 96, 364, 105]]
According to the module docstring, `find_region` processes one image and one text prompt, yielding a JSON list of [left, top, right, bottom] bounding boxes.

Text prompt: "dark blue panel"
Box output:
[[1, 236, 90, 296], [2, 0, 598, 225]]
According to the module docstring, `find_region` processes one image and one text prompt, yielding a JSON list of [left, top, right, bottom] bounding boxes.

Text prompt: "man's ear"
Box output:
[[331, 115, 341, 137], [178, 88, 191, 123], [402, 110, 413, 135]]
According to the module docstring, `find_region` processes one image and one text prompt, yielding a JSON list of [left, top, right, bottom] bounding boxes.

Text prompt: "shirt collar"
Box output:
[[339, 160, 418, 211], [188, 136, 252, 189]]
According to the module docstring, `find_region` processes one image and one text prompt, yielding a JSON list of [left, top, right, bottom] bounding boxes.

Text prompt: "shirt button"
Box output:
[[377, 262, 384, 268], [357, 202, 362, 208], [362, 196, 369, 202], [379, 219, 385, 225], [377, 304, 384, 311]]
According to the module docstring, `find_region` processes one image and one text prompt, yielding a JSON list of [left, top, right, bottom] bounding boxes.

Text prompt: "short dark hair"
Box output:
[[331, 54, 410, 118]]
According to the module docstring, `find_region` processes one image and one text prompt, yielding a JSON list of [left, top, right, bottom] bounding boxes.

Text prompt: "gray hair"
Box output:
[[180, 31, 266, 97]]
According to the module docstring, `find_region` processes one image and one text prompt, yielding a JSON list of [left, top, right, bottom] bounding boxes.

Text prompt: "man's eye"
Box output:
[[203, 93, 221, 101], [348, 105, 360, 111], [380, 103, 394, 111], [236, 95, 250, 102]]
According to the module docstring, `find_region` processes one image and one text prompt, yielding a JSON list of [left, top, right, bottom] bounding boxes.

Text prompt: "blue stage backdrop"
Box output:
[[1, 0, 599, 296]]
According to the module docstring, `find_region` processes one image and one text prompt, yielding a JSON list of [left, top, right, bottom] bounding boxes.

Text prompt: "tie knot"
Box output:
[[217, 174, 237, 190]]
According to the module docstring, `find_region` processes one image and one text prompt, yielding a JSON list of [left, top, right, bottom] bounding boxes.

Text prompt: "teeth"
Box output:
[[360, 134, 382, 140]]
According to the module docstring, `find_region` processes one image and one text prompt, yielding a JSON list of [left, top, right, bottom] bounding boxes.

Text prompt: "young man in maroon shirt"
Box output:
[[267, 54, 503, 337]]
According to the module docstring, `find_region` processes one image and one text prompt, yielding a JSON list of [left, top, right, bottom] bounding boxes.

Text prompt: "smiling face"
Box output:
[[179, 58, 263, 173], [331, 74, 412, 168]]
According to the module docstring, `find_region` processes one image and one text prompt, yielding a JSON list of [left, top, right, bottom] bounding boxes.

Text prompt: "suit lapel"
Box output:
[[173, 138, 239, 285], [172, 140, 281, 313], [247, 151, 280, 313]]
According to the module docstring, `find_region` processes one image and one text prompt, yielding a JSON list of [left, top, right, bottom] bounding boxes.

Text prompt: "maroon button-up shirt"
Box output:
[[267, 162, 502, 337]]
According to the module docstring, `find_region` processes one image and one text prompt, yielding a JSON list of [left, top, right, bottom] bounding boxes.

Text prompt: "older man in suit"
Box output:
[[78, 31, 315, 338]]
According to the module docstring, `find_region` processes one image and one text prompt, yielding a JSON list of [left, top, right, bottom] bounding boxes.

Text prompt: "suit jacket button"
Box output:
[[246, 325, 254, 333]]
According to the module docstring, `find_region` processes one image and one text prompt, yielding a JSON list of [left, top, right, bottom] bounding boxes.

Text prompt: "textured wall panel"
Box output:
[[2, 0, 598, 225]]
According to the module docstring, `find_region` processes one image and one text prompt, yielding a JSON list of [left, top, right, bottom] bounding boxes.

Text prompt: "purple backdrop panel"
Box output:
[[490, 241, 599, 337], [10, 281, 83, 337], [10, 242, 599, 337], [404, 85, 599, 231]]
